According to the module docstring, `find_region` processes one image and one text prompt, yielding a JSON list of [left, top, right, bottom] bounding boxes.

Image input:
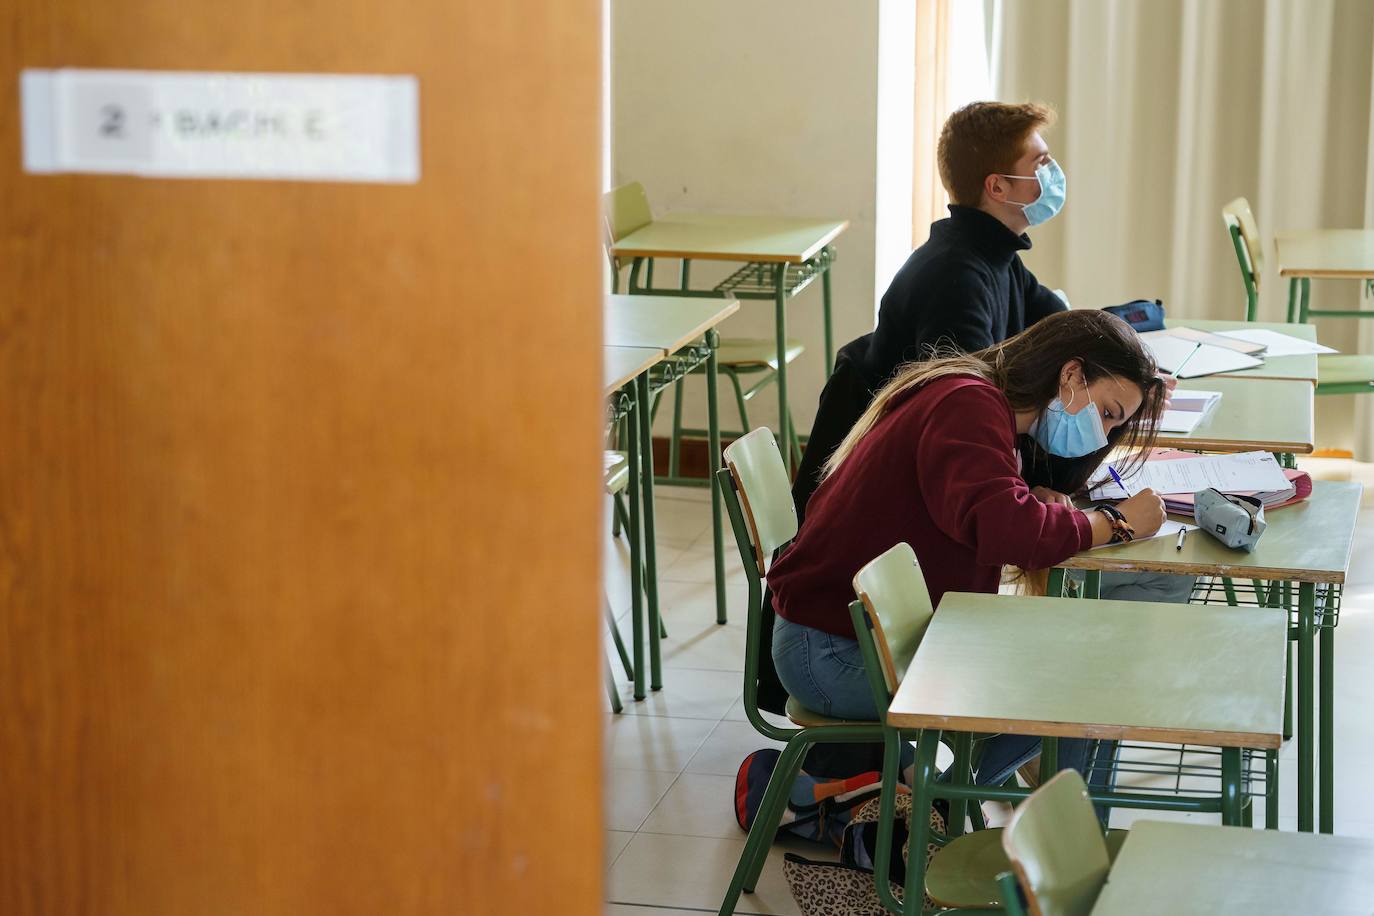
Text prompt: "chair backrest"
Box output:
[[721, 428, 798, 575], [1001, 770, 1111, 916], [1222, 196, 1264, 292], [850, 542, 935, 699], [601, 182, 653, 288], [602, 181, 653, 243]]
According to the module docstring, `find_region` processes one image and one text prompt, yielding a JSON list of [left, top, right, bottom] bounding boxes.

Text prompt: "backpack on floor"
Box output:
[[734, 748, 900, 847], [783, 790, 945, 916]]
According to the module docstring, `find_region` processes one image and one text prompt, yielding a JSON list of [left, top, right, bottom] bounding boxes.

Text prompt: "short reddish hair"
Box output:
[[937, 101, 1056, 206]]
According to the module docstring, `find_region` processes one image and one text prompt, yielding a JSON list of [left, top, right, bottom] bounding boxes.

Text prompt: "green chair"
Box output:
[[714, 427, 886, 915], [997, 770, 1123, 916], [604, 182, 806, 472], [849, 543, 1014, 913], [603, 451, 633, 713], [1222, 197, 1374, 394], [716, 435, 1000, 914]]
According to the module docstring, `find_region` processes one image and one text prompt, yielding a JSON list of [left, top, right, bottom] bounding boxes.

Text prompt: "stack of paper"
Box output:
[[1167, 327, 1269, 355], [1088, 450, 1293, 504], [1159, 390, 1222, 433], [1214, 328, 1338, 357], [1140, 329, 1264, 378]]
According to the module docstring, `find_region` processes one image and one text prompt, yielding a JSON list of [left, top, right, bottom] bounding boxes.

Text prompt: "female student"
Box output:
[[766, 309, 1166, 781]]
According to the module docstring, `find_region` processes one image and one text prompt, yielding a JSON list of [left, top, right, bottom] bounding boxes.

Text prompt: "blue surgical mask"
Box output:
[[1001, 158, 1066, 226], [1030, 383, 1108, 458]]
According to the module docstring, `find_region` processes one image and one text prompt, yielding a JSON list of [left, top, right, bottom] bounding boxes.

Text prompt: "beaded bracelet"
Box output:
[[1092, 503, 1136, 544]]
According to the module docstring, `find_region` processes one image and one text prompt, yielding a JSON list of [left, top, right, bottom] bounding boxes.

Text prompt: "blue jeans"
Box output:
[[772, 616, 878, 720], [1085, 570, 1197, 603], [772, 616, 1117, 796]]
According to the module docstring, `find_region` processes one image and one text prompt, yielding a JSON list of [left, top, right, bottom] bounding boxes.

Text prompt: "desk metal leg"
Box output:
[[1300, 277, 1312, 324], [948, 732, 973, 839], [706, 330, 727, 625], [902, 731, 940, 916], [1284, 640, 1294, 740], [623, 400, 646, 701], [635, 373, 663, 691], [1321, 616, 1334, 833], [1287, 277, 1300, 323], [1279, 582, 1293, 741], [1221, 747, 1243, 825], [1266, 748, 1280, 829], [1039, 736, 1059, 784], [1047, 568, 1066, 597], [773, 263, 792, 476], [872, 730, 907, 916], [821, 251, 834, 377], [1298, 582, 1315, 831]]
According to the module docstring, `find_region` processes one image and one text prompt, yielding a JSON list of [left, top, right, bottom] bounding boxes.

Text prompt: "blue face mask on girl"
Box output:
[[1000, 159, 1066, 226], [1030, 380, 1109, 458]]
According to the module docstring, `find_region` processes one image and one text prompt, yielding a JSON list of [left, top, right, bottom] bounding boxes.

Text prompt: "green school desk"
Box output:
[[605, 296, 740, 631], [603, 345, 663, 394], [1276, 228, 1374, 323], [604, 345, 667, 700], [1090, 820, 1374, 915], [610, 214, 849, 475], [1172, 318, 1321, 383], [884, 593, 1285, 916], [1054, 480, 1363, 834], [1157, 376, 1314, 456]]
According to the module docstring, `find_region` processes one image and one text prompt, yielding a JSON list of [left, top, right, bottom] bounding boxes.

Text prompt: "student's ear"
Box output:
[[984, 173, 1010, 203], [1059, 359, 1083, 389]]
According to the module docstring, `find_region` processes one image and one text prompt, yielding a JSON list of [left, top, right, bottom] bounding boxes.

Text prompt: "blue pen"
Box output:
[[1107, 464, 1131, 498]]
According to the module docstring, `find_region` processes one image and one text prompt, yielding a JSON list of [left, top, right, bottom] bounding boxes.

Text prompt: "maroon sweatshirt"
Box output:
[[767, 375, 1092, 639]]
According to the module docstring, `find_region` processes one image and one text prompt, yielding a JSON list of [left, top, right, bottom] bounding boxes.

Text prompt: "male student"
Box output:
[[755, 101, 1185, 721], [794, 100, 1070, 521]]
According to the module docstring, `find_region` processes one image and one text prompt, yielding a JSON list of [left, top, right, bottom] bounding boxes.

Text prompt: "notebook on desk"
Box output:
[[1140, 331, 1264, 378], [1158, 389, 1222, 433], [1163, 327, 1268, 355], [1088, 448, 1311, 511]]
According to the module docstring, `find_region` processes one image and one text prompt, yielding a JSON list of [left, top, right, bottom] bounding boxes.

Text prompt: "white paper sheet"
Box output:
[[1215, 328, 1338, 357], [1089, 451, 1290, 499], [1090, 519, 1197, 550]]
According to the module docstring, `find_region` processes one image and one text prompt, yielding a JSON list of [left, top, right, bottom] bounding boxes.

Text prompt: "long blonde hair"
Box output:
[[823, 310, 1166, 491]]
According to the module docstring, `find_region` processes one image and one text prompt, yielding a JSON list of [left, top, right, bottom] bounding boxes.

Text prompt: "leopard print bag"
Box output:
[[781, 791, 945, 915]]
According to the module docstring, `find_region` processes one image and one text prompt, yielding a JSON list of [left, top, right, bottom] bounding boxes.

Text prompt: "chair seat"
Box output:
[[716, 337, 805, 370], [784, 695, 871, 727], [1317, 354, 1374, 390], [926, 828, 1010, 909], [926, 827, 1129, 909], [603, 451, 629, 494]]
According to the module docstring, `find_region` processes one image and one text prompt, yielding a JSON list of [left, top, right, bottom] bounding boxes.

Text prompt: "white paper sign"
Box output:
[[21, 68, 419, 184]]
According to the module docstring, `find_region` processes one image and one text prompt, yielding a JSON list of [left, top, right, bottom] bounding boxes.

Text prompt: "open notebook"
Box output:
[[1141, 330, 1264, 378]]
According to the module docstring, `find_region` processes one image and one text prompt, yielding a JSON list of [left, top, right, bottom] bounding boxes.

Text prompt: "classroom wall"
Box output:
[[611, 0, 901, 438]]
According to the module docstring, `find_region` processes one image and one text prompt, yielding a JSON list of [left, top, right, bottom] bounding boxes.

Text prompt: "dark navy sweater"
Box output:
[[854, 205, 1066, 389]]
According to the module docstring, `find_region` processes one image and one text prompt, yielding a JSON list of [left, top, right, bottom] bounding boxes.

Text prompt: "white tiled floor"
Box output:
[[603, 462, 1374, 914]]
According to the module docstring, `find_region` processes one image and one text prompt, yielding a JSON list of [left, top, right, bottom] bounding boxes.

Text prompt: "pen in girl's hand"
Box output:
[[1107, 465, 1131, 497]]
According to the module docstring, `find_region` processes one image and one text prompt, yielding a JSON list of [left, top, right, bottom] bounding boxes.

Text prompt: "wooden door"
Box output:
[[0, 2, 604, 914]]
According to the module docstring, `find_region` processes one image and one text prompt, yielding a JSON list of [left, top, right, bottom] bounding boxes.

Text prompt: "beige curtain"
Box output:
[[912, 0, 953, 247], [913, 0, 993, 246], [992, 0, 1374, 455]]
